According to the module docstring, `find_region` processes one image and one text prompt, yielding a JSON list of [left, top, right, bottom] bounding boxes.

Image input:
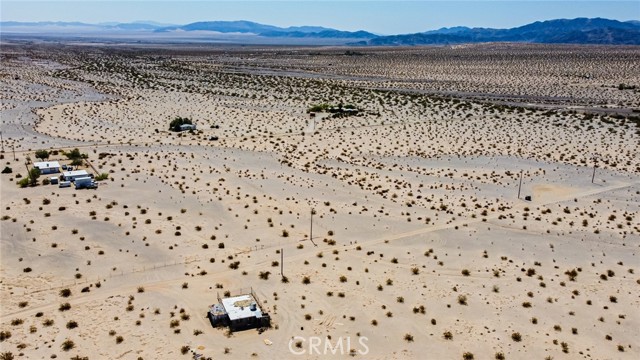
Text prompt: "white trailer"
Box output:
[[63, 170, 89, 182], [74, 177, 97, 189]]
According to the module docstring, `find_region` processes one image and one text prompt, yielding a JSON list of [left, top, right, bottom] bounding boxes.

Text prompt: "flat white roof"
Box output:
[[221, 294, 262, 321], [63, 170, 89, 177], [34, 161, 60, 169]]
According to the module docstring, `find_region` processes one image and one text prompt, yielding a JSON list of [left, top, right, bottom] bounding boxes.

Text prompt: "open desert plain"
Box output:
[[1, 42, 639, 360]]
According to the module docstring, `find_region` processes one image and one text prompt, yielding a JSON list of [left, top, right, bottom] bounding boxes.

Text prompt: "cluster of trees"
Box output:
[[17, 167, 41, 188], [35, 149, 50, 160], [169, 117, 193, 132], [618, 83, 636, 90], [64, 148, 88, 166], [307, 103, 360, 116], [307, 103, 332, 113]]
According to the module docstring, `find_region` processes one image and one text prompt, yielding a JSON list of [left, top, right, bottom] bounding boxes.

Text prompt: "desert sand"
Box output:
[[1, 43, 638, 360]]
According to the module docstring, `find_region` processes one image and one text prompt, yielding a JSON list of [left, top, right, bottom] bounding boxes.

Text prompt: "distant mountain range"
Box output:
[[0, 20, 376, 40], [1, 18, 639, 45], [153, 20, 377, 39], [361, 18, 640, 45]]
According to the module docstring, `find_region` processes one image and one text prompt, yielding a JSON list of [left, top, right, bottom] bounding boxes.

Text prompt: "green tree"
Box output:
[[65, 148, 85, 160], [64, 148, 87, 166], [29, 168, 41, 186], [35, 150, 50, 160]]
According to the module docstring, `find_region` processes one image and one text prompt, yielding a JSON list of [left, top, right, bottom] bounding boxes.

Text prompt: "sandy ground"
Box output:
[[1, 43, 639, 360]]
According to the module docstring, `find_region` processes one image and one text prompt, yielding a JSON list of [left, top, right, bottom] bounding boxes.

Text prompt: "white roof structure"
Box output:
[[34, 161, 60, 169], [63, 170, 89, 177], [220, 294, 262, 321]]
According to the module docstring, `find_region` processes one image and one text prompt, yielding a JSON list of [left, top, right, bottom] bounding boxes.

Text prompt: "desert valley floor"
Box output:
[[0, 43, 639, 359]]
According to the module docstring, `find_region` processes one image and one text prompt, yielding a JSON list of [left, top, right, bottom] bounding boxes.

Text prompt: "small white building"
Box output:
[[33, 161, 61, 174], [62, 170, 90, 182], [209, 291, 270, 331], [179, 124, 196, 131], [222, 295, 263, 324]]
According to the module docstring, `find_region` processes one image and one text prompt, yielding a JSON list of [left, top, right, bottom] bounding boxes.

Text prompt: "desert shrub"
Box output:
[[458, 295, 468, 305], [565, 269, 578, 281], [0, 331, 11, 341], [0, 351, 15, 360], [511, 332, 522, 342], [526, 268, 536, 276], [66, 320, 78, 329], [17, 178, 29, 188], [61, 339, 75, 351]]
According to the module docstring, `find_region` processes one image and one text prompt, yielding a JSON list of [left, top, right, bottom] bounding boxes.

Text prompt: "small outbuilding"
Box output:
[[208, 290, 270, 331], [33, 161, 61, 174], [179, 124, 197, 131]]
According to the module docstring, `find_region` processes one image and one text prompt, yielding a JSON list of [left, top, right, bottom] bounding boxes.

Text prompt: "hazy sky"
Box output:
[[2, 1, 639, 34]]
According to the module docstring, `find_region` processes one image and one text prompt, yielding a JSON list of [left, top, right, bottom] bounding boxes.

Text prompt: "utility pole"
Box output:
[[12, 144, 16, 161], [0, 131, 4, 152], [591, 160, 597, 184], [310, 208, 317, 247], [517, 170, 523, 199], [280, 248, 284, 276]]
